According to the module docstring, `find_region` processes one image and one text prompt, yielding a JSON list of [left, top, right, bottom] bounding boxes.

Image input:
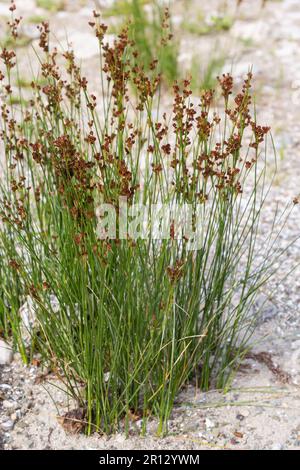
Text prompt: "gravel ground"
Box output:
[[0, 343, 300, 450], [1, 0, 300, 450]]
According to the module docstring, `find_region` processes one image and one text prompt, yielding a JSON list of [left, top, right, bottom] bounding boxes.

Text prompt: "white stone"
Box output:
[[60, 32, 100, 60], [19, 296, 36, 347], [104, 371, 110, 382], [0, 339, 13, 365], [49, 294, 60, 313], [1, 419, 15, 432], [205, 418, 215, 429], [2, 400, 15, 410], [0, 384, 11, 390], [19, 294, 60, 345]]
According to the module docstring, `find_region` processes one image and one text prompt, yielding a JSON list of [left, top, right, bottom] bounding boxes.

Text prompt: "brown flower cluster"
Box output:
[[0, 11, 270, 250], [167, 259, 185, 283]]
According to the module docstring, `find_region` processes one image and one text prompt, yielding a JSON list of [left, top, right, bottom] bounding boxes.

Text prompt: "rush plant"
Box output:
[[0, 4, 293, 435], [105, 0, 178, 85]]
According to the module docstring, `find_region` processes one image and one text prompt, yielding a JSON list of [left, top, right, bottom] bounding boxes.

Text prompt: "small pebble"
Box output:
[[1, 420, 15, 432], [0, 384, 12, 390], [2, 400, 16, 410], [236, 413, 245, 421], [0, 339, 13, 365], [205, 418, 215, 429]]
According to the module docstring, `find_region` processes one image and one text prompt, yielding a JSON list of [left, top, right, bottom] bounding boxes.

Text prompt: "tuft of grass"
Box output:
[[36, 0, 65, 12], [26, 15, 48, 24], [183, 15, 234, 36], [8, 95, 28, 106], [190, 54, 225, 93], [239, 37, 255, 48], [105, 0, 178, 85], [16, 76, 47, 88], [103, 0, 150, 17], [211, 15, 233, 32], [0, 10, 296, 436], [1, 34, 32, 49]]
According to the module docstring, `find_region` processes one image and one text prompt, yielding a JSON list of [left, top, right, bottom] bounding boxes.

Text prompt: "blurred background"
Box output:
[[0, 0, 300, 169]]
